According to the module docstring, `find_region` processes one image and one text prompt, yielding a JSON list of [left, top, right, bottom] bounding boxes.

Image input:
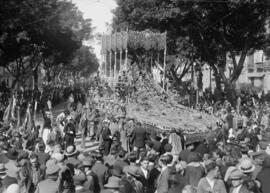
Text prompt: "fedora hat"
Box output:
[[125, 166, 142, 178], [237, 159, 255, 174], [65, 145, 78, 157], [229, 169, 246, 180], [46, 162, 60, 175], [104, 176, 121, 189], [224, 166, 236, 182]]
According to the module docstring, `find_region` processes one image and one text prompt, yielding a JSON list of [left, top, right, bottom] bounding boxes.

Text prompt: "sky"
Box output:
[[72, 0, 117, 61]]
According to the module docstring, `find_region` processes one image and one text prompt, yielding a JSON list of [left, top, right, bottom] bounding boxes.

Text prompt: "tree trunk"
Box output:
[[212, 65, 222, 92], [224, 80, 237, 107], [33, 67, 39, 91]]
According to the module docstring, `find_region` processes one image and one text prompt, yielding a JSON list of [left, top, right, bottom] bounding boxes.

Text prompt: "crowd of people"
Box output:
[[0, 72, 270, 193]]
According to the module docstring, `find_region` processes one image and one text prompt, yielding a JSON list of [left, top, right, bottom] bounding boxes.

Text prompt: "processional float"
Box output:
[[101, 30, 167, 89]]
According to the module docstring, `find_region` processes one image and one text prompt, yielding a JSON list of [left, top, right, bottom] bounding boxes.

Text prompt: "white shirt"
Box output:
[[140, 166, 148, 179], [206, 177, 215, 190]]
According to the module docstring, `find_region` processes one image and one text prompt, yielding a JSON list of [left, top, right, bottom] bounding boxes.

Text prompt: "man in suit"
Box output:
[[130, 122, 148, 151], [139, 157, 150, 193], [228, 169, 250, 193], [92, 153, 109, 190], [156, 154, 172, 193]]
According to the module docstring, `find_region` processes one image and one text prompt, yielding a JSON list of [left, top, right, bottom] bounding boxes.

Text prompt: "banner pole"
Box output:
[[163, 31, 167, 90], [110, 51, 112, 84], [114, 51, 117, 85]]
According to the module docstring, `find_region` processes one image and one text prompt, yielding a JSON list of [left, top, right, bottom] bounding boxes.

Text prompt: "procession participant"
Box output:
[[228, 169, 250, 193], [41, 111, 53, 153], [100, 119, 112, 156], [63, 116, 76, 148], [121, 118, 134, 152], [56, 109, 70, 137], [36, 142, 50, 168], [79, 111, 88, 149], [46, 123, 62, 154], [168, 128, 182, 161]]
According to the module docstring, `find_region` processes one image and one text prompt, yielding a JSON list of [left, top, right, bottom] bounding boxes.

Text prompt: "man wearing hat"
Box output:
[[56, 109, 70, 137], [197, 160, 226, 193], [237, 159, 260, 193], [100, 120, 112, 156], [228, 169, 249, 193], [64, 145, 81, 167], [35, 160, 60, 193], [101, 176, 121, 193], [92, 153, 109, 190], [63, 118, 76, 148]]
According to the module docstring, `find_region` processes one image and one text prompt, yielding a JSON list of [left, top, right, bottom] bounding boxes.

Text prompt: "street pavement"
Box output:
[[36, 102, 99, 153]]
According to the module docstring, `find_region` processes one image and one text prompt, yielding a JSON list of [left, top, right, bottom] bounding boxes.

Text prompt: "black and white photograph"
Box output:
[[0, 0, 270, 193]]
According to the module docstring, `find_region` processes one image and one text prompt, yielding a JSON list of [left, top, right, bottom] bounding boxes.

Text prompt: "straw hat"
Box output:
[[46, 161, 60, 175], [104, 176, 121, 189], [65, 145, 78, 157], [125, 166, 142, 178], [237, 159, 256, 174], [229, 169, 246, 180]]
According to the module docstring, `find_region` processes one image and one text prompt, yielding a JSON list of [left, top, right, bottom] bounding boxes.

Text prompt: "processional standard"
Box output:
[[101, 30, 167, 89]]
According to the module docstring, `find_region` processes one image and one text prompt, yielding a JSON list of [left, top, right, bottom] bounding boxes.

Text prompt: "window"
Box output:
[[257, 68, 264, 73], [248, 69, 254, 73]]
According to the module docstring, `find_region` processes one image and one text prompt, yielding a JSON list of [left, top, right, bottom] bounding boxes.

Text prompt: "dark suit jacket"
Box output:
[[92, 162, 108, 190], [130, 126, 147, 148], [156, 167, 170, 193]]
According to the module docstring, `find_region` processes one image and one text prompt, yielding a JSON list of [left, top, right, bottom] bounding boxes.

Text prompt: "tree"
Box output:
[[175, 0, 269, 105], [67, 46, 99, 77], [0, 0, 94, 89], [113, 0, 269, 106], [113, 0, 199, 87], [0, 0, 95, 124]]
